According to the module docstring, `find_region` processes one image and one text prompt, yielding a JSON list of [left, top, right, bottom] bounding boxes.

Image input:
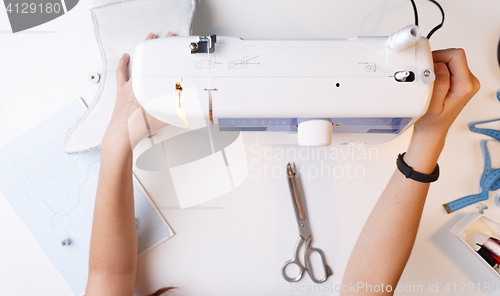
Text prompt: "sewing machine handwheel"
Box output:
[[297, 120, 333, 146]]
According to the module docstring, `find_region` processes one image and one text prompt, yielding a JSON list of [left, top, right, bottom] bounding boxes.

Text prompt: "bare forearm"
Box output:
[[340, 130, 445, 295], [341, 48, 480, 295], [85, 37, 173, 295], [86, 145, 137, 294]]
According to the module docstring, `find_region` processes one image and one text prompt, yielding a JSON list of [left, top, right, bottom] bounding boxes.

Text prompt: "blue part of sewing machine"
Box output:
[[218, 117, 412, 134]]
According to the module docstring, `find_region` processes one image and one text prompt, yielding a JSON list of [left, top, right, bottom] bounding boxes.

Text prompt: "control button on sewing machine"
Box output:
[[298, 120, 333, 146], [394, 71, 415, 82]]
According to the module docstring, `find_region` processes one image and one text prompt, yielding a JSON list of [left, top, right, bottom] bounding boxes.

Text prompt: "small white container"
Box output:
[[450, 212, 500, 278]]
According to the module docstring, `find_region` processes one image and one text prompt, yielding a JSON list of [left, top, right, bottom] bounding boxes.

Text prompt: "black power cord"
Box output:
[[409, 0, 445, 39], [409, 0, 419, 26], [425, 0, 445, 39]]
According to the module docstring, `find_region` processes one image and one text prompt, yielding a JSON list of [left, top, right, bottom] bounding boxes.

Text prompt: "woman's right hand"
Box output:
[[405, 48, 480, 173], [414, 48, 480, 141]]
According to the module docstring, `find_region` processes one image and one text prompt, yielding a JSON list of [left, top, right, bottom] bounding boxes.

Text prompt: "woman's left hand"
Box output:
[[101, 32, 174, 154]]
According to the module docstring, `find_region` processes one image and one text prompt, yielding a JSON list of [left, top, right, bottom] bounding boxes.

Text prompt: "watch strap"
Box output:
[[397, 152, 439, 183]]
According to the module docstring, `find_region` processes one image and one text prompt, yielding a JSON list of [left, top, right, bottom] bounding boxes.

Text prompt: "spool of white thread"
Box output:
[[387, 25, 421, 51]]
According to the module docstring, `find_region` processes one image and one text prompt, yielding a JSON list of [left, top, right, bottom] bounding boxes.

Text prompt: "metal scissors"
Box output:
[[282, 162, 333, 283]]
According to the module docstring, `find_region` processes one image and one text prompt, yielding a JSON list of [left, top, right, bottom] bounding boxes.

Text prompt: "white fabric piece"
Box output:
[[224, 134, 248, 187], [65, 0, 196, 153], [134, 124, 248, 209], [92, 0, 121, 7], [170, 151, 234, 209]]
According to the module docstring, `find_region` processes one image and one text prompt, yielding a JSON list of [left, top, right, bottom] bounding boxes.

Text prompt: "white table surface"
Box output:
[[2, 0, 500, 295]]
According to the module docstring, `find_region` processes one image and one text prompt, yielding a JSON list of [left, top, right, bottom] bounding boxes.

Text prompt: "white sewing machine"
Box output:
[[131, 26, 435, 146]]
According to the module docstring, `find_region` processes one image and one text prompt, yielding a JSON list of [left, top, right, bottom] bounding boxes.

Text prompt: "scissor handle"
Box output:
[[282, 237, 306, 282], [304, 238, 333, 283]]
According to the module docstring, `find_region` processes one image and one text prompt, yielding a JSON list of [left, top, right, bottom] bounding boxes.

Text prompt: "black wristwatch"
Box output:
[[396, 152, 439, 183]]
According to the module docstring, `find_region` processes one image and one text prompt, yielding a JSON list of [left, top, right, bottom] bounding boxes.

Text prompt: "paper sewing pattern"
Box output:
[[0, 100, 173, 295]]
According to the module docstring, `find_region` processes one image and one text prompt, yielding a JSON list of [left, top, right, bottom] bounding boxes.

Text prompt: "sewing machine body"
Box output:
[[132, 35, 434, 146]]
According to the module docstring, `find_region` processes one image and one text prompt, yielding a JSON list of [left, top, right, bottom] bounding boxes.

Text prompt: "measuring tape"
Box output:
[[443, 119, 500, 213]]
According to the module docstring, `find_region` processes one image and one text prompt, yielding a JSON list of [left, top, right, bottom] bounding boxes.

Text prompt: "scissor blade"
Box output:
[[287, 162, 307, 222], [286, 163, 312, 243]]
